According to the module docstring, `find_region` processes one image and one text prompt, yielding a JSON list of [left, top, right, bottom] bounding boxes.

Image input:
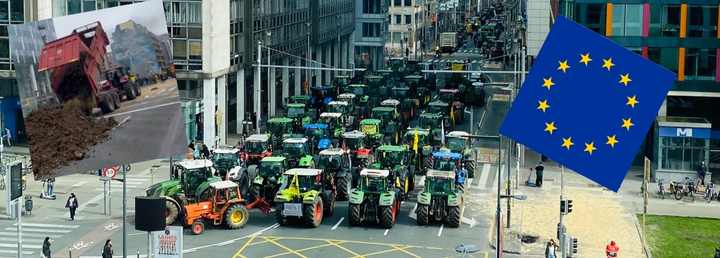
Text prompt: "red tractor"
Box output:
[[38, 22, 140, 114]]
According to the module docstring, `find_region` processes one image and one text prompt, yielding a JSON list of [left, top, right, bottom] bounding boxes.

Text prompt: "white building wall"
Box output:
[[202, 0, 230, 75], [526, 0, 551, 57]]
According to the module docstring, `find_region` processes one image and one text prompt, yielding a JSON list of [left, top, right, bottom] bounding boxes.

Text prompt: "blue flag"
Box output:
[[500, 17, 675, 191]]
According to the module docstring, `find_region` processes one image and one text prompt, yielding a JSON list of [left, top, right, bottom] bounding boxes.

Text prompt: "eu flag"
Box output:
[[499, 17, 675, 191]]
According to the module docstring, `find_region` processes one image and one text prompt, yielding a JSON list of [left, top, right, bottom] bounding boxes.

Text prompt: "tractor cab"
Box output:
[[428, 100, 449, 116], [425, 170, 458, 194], [415, 169, 463, 227], [257, 156, 289, 179], [418, 112, 444, 146], [281, 138, 315, 168], [211, 147, 243, 180], [173, 159, 218, 199], [318, 148, 353, 200], [310, 85, 335, 110], [183, 180, 249, 235], [267, 117, 295, 148], [374, 145, 408, 170], [348, 168, 401, 228], [446, 131, 471, 154], [286, 103, 312, 130], [372, 105, 401, 144], [342, 130, 367, 151], [403, 128, 433, 171], [241, 134, 272, 165], [250, 156, 290, 210], [304, 123, 332, 153], [334, 75, 351, 93], [327, 101, 350, 115], [278, 168, 323, 194], [337, 93, 357, 107], [319, 112, 346, 138], [431, 151, 462, 172], [359, 118, 383, 148], [358, 169, 391, 193], [289, 95, 311, 105], [273, 168, 334, 227]]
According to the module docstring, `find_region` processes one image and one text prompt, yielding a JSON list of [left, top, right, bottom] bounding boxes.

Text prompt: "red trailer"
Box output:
[[38, 22, 140, 114]]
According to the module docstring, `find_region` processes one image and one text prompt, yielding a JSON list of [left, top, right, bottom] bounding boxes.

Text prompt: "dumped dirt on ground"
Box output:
[[26, 104, 117, 179]]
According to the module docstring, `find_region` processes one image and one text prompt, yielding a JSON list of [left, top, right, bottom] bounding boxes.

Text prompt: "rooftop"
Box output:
[[360, 169, 390, 177], [285, 168, 323, 176], [176, 159, 214, 169]]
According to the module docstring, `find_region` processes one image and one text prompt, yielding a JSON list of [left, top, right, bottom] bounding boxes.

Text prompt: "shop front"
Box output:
[[654, 117, 712, 183]]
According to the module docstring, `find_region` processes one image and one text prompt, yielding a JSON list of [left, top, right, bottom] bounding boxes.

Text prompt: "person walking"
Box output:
[[47, 177, 55, 196], [697, 161, 707, 186], [42, 237, 51, 258], [65, 193, 78, 221], [545, 239, 558, 258], [605, 240, 620, 258], [534, 162, 545, 187], [102, 239, 113, 258], [201, 143, 210, 159]]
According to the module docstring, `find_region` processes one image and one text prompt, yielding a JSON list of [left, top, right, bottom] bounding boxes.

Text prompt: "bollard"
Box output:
[[137, 249, 140, 258], [69, 250, 72, 258]]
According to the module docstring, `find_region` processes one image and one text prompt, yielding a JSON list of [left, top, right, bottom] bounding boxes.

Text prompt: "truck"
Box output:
[[38, 22, 140, 114], [438, 32, 458, 54]]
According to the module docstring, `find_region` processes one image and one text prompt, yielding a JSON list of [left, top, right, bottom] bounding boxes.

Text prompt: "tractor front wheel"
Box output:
[[336, 174, 351, 201], [416, 204, 429, 225], [303, 198, 323, 228], [191, 219, 205, 235], [349, 203, 362, 226], [323, 190, 335, 217], [225, 204, 249, 229], [275, 204, 288, 226], [446, 206, 461, 228], [379, 202, 397, 229]]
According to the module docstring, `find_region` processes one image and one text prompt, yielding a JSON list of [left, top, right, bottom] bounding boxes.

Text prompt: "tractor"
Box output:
[[274, 168, 336, 227], [211, 147, 250, 193], [418, 112, 445, 146], [359, 118, 384, 149], [404, 75, 431, 107], [318, 112, 346, 139], [342, 130, 372, 187], [403, 128, 433, 175], [336, 93, 358, 118], [267, 117, 295, 149], [333, 75, 351, 94], [429, 151, 462, 176], [145, 159, 221, 225], [415, 170, 463, 227], [372, 145, 413, 199], [389, 87, 417, 124], [446, 131, 475, 178], [281, 138, 315, 168], [248, 156, 289, 214], [183, 181, 250, 235], [304, 123, 333, 154], [286, 103, 313, 131], [371, 105, 401, 144], [240, 134, 272, 166], [310, 85, 335, 112], [348, 169, 401, 228], [318, 148, 353, 200], [347, 84, 370, 118], [437, 89, 466, 125], [327, 101, 355, 128]]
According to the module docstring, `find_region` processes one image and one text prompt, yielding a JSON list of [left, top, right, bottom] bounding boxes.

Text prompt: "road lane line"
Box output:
[[325, 240, 362, 257], [384, 229, 389, 236], [103, 101, 180, 118], [331, 217, 344, 230], [437, 224, 444, 237], [70, 181, 87, 188], [265, 243, 334, 258], [12, 223, 79, 229], [228, 223, 279, 258]]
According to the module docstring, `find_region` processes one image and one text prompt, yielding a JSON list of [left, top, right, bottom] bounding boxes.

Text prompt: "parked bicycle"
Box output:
[[704, 183, 719, 203], [672, 177, 696, 201], [657, 179, 667, 199]]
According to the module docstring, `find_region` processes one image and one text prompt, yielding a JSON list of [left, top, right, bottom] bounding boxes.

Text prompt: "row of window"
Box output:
[[363, 0, 385, 14], [164, 1, 202, 25], [646, 48, 717, 80], [362, 22, 382, 38], [0, 0, 22, 22], [392, 0, 413, 8]]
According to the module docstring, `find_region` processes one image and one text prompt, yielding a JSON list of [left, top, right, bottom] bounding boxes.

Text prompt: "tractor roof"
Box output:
[[381, 99, 401, 106], [262, 156, 287, 162], [377, 145, 405, 152], [360, 169, 390, 177], [429, 100, 449, 106], [176, 159, 214, 169], [426, 169, 456, 179], [210, 180, 239, 189], [447, 131, 471, 138], [372, 106, 396, 112], [246, 134, 270, 142], [287, 103, 305, 108], [342, 130, 365, 139], [338, 93, 356, 99], [405, 128, 430, 136], [349, 84, 367, 88], [360, 119, 381, 125], [213, 148, 240, 154], [283, 138, 309, 144], [319, 148, 346, 156], [420, 112, 442, 118], [440, 88, 460, 94], [268, 117, 293, 123], [432, 151, 462, 160], [285, 168, 322, 176], [304, 123, 329, 129], [320, 112, 342, 118], [328, 101, 348, 106]]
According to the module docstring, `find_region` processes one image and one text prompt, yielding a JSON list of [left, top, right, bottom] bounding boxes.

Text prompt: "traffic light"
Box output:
[[567, 200, 573, 214], [560, 200, 567, 214], [571, 237, 579, 254]]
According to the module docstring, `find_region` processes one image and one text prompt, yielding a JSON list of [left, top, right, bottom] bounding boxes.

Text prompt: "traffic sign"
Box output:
[[102, 166, 118, 178]]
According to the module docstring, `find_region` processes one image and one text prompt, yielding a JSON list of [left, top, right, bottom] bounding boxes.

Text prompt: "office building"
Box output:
[[387, 0, 427, 59], [354, 0, 388, 70]]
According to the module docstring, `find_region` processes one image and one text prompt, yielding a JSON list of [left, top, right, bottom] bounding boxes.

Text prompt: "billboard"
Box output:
[[8, 0, 186, 179]]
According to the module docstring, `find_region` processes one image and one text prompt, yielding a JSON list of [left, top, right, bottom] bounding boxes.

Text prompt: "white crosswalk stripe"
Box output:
[[0, 223, 80, 255]]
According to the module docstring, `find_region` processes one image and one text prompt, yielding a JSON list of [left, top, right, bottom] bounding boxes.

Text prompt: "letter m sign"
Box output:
[[676, 128, 693, 137]]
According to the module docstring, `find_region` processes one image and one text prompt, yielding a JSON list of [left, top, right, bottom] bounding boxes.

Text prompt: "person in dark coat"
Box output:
[[102, 239, 113, 258], [201, 143, 210, 159], [697, 161, 707, 186], [65, 193, 78, 220], [42, 237, 51, 258], [534, 162, 545, 187]]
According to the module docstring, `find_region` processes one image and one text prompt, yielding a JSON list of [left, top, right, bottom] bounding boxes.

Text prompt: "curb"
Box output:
[[633, 214, 653, 258]]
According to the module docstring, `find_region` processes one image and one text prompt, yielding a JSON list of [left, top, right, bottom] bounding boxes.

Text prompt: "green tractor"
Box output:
[[341, 130, 373, 188], [418, 112, 445, 146], [303, 123, 333, 154], [318, 112, 346, 139], [267, 117, 295, 149], [348, 169, 402, 228], [333, 75, 351, 94], [145, 159, 221, 225], [359, 118, 384, 149], [274, 168, 336, 227], [286, 103, 313, 131], [416, 170, 463, 227], [281, 138, 315, 168], [372, 105, 401, 144], [437, 89, 465, 126], [318, 148, 353, 200], [372, 145, 414, 198], [248, 156, 289, 214], [327, 101, 355, 128], [446, 131, 475, 178], [211, 146, 242, 179], [347, 85, 370, 118], [403, 128, 433, 175], [389, 87, 417, 124]]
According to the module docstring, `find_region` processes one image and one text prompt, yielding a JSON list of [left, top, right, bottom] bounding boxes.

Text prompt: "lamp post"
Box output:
[[306, 22, 311, 95]]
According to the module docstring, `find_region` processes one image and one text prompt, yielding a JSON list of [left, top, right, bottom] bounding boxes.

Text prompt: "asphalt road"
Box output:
[[53, 79, 186, 175]]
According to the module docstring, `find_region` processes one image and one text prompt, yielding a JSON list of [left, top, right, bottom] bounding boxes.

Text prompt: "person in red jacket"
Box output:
[[606, 240, 620, 257]]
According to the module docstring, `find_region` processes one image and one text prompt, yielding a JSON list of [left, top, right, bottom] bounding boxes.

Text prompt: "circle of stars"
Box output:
[[538, 52, 638, 155]]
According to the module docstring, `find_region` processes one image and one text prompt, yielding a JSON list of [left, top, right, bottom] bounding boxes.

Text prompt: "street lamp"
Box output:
[[265, 31, 271, 117], [306, 22, 311, 94]]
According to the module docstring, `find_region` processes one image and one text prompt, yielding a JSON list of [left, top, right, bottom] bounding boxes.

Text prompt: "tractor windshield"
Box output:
[[328, 105, 345, 114], [318, 155, 341, 170], [419, 116, 439, 128], [246, 141, 267, 153], [306, 128, 327, 138], [428, 104, 446, 114], [259, 162, 283, 177], [378, 151, 402, 166], [361, 124, 378, 135], [361, 177, 386, 192], [434, 159, 457, 171], [179, 167, 211, 195], [287, 106, 305, 118], [372, 110, 393, 120], [447, 137, 466, 151], [430, 178, 452, 193], [283, 143, 305, 156], [212, 153, 239, 167], [351, 86, 365, 95]]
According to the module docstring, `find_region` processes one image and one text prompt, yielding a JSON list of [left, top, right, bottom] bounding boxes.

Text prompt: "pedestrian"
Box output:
[[186, 143, 195, 160], [42, 237, 51, 258], [102, 239, 113, 258], [532, 161, 545, 187], [456, 164, 467, 191], [605, 240, 620, 258], [697, 161, 707, 186], [65, 193, 78, 221], [201, 143, 210, 159], [47, 177, 55, 196], [545, 239, 558, 258]]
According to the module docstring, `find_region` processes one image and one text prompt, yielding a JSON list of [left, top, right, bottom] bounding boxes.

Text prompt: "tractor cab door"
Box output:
[[213, 188, 227, 213]]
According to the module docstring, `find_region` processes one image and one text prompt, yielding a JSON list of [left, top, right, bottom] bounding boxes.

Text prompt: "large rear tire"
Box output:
[[336, 174, 351, 201], [125, 83, 137, 100], [224, 204, 249, 229], [134, 84, 142, 96], [349, 203, 362, 226], [416, 204, 429, 225], [303, 198, 323, 228], [164, 198, 180, 225], [446, 206, 461, 228], [379, 203, 396, 229], [275, 204, 288, 226], [99, 95, 114, 114], [323, 191, 335, 217]]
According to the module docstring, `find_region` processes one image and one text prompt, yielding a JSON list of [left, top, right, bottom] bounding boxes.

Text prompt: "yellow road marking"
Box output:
[[232, 233, 258, 258], [264, 243, 334, 258], [325, 240, 363, 257], [250, 235, 437, 250], [351, 245, 413, 258], [262, 236, 309, 258], [248, 239, 270, 247], [392, 244, 422, 258]]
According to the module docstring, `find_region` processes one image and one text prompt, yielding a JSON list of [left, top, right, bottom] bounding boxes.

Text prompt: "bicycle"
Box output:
[[705, 183, 718, 203], [673, 178, 696, 202], [657, 179, 667, 199]]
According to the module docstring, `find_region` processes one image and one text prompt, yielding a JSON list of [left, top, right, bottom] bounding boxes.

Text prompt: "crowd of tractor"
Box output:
[[145, 58, 489, 235]]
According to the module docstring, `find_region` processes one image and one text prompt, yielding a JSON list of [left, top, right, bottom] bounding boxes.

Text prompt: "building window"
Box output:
[[393, 0, 400, 7], [83, 0, 96, 11], [173, 39, 187, 59], [648, 47, 679, 73], [611, 4, 642, 36], [395, 15, 401, 25], [0, 38, 8, 58], [573, 3, 604, 34], [9, 0, 21, 21], [188, 40, 202, 60], [188, 2, 201, 25], [404, 0, 411, 7], [688, 6, 718, 38], [0, 1, 8, 21], [405, 14, 411, 25], [68, 0, 81, 14], [685, 48, 716, 80], [362, 22, 381, 37], [650, 5, 681, 37], [363, 0, 381, 14]]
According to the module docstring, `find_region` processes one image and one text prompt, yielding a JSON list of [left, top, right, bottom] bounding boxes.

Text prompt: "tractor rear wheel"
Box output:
[[164, 198, 180, 225], [125, 83, 137, 100], [112, 92, 121, 109], [446, 206, 461, 228], [224, 204, 249, 229], [336, 174, 351, 201], [465, 160, 476, 178], [303, 198, 323, 228], [416, 204, 429, 225], [275, 204, 288, 226], [191, 219, 205, 235], [348, 203, 362, 226], [99, 95, 114, 114], [379, 202, 396, 229], [134, 83, 142, 96], [323, 191, 335, 217]]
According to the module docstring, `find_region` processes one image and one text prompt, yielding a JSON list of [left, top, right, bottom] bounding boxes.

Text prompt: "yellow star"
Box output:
[[542, 77, 555, 90], [621, 118, 634, 131], [537, 100, 550, 112], [619, 74, 632, 86], [544, 122, 557, 134], [584, 142, 597, 155], [561, 137, 574, 150], [557, 60, 571, 73], [579, 53, 592, 66], [626, 95, 639, 108], [606, 135, 619, 148], [602, 58, 615, 71]]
